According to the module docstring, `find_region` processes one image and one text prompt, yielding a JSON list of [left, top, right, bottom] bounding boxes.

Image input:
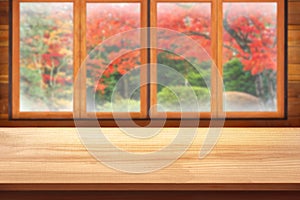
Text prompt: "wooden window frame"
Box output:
[[150, 0, 217, 119], [218, 0, 286, 119], [10, 0, 287, 121], [12, 0, 80, 119], [79, 0, 148, 119]]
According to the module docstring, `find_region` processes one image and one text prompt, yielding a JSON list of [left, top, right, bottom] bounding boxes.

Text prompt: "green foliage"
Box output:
[[20, 4, 73, 111], [223, 58, 256, 96], [157, 51, 211, 93], [96, 71, 140, 102], [20, 67, 45, 99], [157, 86, 210, 111], [98, 98, 140, 112], [20, 67, 73, 111], [186, 70, 210, 88], [223, 58, 277, 105], [101, 72, 123, 102]]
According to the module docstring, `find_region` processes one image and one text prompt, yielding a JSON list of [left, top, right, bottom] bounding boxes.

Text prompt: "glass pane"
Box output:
[[86, 3, 141, 112], [223, 3, 277, 112], [20, 3, 73, 112], [156, 3, 211, 112]]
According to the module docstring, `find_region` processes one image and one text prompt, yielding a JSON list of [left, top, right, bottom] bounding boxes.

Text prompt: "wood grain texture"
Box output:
[[289, 64, 300, 81], [0, 128, 299, 190], [289, 30, 300, 46], [0, 1, 299, 194], [288, 46, 300, 64], [0, 64, 8, 76], [0, 30, 8, 47], [0, 2, 8, 25], [289, 64, 300, 74], [288, 1, 300, 25], [0, 83, 8, 117], [1, 191, 300, 200], [0, 47, 8, 64]]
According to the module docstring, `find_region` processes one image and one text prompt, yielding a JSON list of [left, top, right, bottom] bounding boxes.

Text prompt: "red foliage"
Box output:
[[157, 3, 277, 75], [85, 2, 277, 91], [94, 84, 107, 93], [157, 3, 212, 57], [223, 3, 277, 75], [42, 74, 71, 85], [42, 52, 64, 67], [86, 3, 140, 50]]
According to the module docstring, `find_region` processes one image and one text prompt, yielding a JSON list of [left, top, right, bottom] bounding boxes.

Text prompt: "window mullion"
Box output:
[[74, 0, 81, 118], [216, 0, 224, 118]]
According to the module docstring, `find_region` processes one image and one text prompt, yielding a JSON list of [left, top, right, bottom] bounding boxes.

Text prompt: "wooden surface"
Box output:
[[1, 191, 300, 200], [0, 128, 299, 190], [0, 0, 299, 198]]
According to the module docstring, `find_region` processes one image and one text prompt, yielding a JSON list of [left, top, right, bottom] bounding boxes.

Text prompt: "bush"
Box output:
[[157, 51, 211, 93], [223, 58, 256, 96], [157, 86, 210, 112], [97, 98, 140, 112]]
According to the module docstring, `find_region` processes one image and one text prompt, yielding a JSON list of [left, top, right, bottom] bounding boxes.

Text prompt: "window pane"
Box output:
[[156, 3, 211, 112], [20, 3, 73, 112], [86, 3, 141, 112], [223, 3, 277, 112]]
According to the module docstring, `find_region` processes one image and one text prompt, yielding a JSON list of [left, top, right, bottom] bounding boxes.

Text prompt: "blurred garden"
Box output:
[[20, 3, 277, 112]]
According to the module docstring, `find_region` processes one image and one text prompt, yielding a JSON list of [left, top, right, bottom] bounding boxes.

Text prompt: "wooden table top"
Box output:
[[0, 128, 299, 190]]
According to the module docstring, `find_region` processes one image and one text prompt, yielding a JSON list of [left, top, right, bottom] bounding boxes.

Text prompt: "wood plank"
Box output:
[[0, 113, 8, 119], [0, 2, 9, 25], [0, 21, 9, 47], [288, 25, 300, 30], [0, 128, 298, 187], [1, 184, 300, 191], [288, 30, 300, 46], [288, 67, 300, 81], [0, 82, 8, 116], [288, 2, 300, 25], [288, 81, 300, 117], [288, 108, 300, 117], [0, 40, 8, 47], [0, 47, 8, 64], [288, 102, 300, 117], [0, 118, 298, 127], [288, 81, 300, 98], [0, 129, 300, 188], [289, 64, 300, 75], [0, 30, 8, 41], [0, 25, 8, 30], [0, 33, 8, 46], [0, 75, 8, 83], [288, 16, 300, 26], [289, 74, 300, 81], [0, 191, 299, 200], [0, 64, 8, 76], [288, 99, 300, 107], [288, 46, 300, 64]]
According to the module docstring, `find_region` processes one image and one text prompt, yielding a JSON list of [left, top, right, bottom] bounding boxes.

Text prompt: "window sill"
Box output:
[[0, 128, 299, 191]]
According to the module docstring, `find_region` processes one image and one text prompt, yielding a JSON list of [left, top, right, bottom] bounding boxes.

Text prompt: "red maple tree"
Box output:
[[86, 3, 277, 100]]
